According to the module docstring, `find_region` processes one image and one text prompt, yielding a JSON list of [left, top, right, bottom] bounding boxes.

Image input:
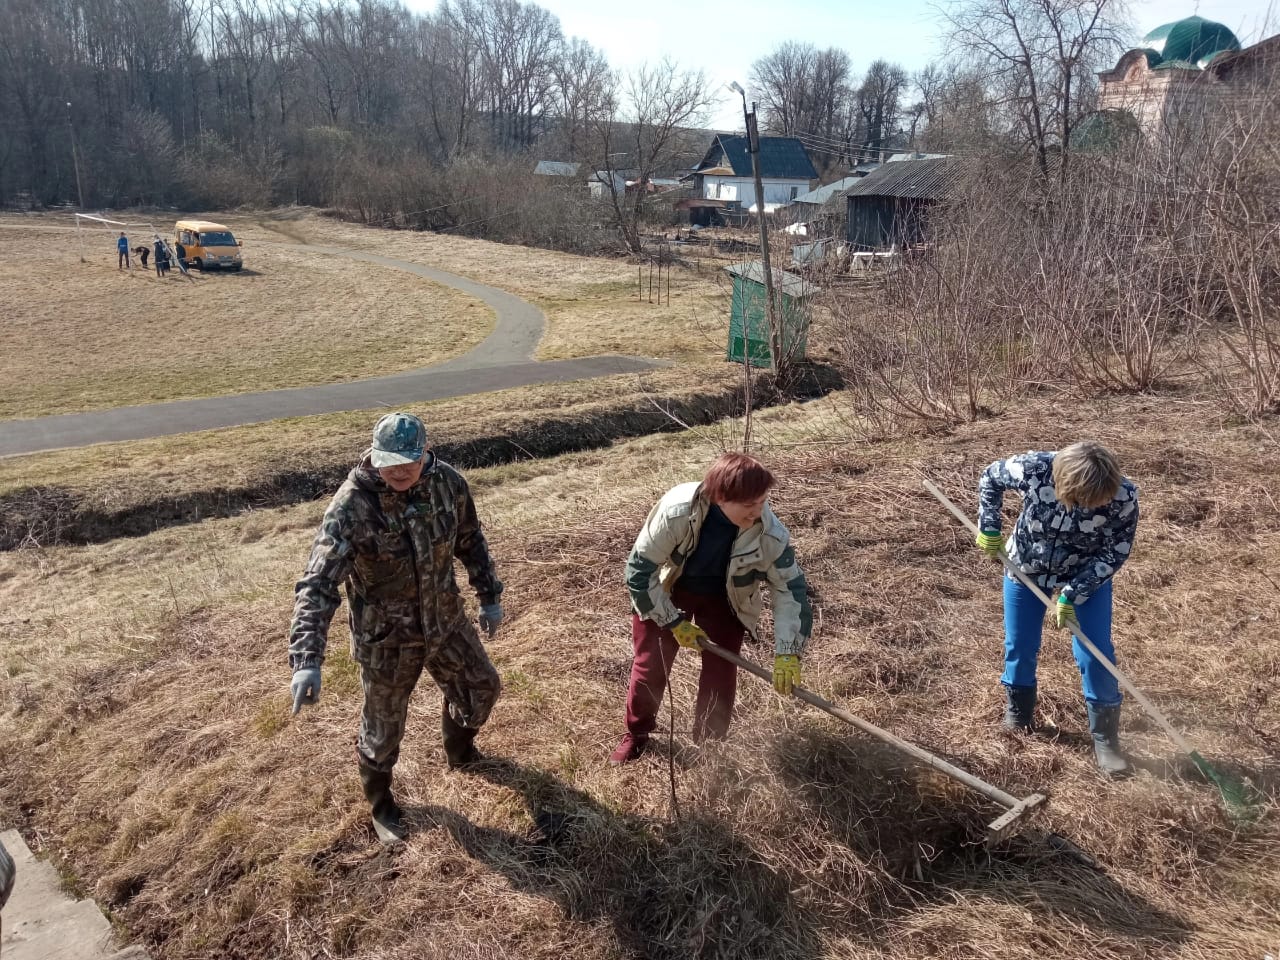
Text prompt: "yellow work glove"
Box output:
[[773, 655, 801, 695], [671, 619, 708, 651], [975, 529, 1004, 558], [1055, 594, 1078, 630]]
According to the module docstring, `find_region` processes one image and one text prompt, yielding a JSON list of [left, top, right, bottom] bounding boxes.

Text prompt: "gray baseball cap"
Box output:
[[370, 412, 427, 467]]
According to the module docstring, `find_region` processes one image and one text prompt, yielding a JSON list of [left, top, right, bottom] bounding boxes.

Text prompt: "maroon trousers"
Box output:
[[625, 587, 747, 742]]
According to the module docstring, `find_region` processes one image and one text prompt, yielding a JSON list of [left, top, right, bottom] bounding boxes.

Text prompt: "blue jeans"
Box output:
[[1002, 574, 1121, 707]]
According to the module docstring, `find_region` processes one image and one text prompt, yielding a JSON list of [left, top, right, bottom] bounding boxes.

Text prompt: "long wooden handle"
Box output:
[[698, 639, 1022, 809], [922, 478, 1199, 759]]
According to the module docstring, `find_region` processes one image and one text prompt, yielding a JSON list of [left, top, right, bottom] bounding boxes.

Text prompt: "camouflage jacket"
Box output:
[[625, 481, 813, 657], [978, 451, 1139, 604], [287, 453, 502, 670]]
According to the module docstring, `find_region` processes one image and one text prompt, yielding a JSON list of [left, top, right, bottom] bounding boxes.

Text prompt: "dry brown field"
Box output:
[[0, 387, 1276, 959], [240, 210, 733, 363], [0, 215, 497, 418]]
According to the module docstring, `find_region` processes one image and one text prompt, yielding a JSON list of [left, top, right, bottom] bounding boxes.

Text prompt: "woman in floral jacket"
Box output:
[[975, 441, 1139, 776]]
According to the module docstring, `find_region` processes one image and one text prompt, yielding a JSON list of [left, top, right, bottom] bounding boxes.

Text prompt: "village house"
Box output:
[[685, 135, 817, 214]]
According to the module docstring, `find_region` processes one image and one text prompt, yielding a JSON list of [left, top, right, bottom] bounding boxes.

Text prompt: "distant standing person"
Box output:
[[116, 231, 130, 270], [153, 236, 168, 277], [288, 412, 506, 845]]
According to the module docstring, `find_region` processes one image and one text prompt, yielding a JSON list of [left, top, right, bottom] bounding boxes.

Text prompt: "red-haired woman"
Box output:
[[610, 452, 813, 764]]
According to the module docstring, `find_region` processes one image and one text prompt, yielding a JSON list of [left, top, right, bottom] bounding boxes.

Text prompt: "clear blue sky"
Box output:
[[403, 0, 1274, 129]]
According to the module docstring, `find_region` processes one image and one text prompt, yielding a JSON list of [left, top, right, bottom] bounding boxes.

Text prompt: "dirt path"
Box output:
[[0, 243, 662, 457]]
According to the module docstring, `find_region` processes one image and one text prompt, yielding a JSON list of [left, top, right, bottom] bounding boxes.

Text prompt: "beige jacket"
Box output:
[[625, 481, 812, 656]]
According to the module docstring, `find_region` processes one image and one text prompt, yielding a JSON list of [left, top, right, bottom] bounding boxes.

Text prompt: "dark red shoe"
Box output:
[[609, 734, 648, 765]]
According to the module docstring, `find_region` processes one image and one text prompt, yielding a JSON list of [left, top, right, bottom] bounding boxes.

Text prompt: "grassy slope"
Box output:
[[0, 365, 743, 552], [246, 211, 733, 364], [0, 218, 491, 418], [0, 392, 1276, 959]]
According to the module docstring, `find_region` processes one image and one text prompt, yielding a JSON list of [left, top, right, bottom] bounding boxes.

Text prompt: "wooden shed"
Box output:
[[844, 157, 957, 250]]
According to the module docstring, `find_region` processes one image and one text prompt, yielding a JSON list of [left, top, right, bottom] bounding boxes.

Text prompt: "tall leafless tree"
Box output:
[[592, 58, 711, 255], [940, 0, 1130, 176]]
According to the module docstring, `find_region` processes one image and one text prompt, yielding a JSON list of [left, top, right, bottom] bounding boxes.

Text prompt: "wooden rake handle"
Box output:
[[698, 638, 1045, 835]]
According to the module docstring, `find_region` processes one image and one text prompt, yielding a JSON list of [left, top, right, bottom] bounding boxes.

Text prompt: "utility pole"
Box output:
[[65, 101, 86, 211], [745, 105, 783, 376]]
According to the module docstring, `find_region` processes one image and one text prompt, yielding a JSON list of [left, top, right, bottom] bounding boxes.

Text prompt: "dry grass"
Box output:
[[0, 208, 738, 422], [1, 389, 1277, 959], [247, 210, 733, 363], [0, 215, 492, 418]]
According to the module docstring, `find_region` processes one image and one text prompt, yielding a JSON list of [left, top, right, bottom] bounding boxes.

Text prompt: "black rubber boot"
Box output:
[[442, 701, 484, 770], [1087, 702, 1129, 777], [358, 765, 406, 845], [1002, 684, 1037, 732]]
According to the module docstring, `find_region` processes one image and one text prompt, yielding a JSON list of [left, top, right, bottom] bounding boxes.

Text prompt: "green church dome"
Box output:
[[1142, 16, 1242, 66]]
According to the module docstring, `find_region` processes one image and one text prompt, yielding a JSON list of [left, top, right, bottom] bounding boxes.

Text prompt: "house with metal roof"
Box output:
[[843, 156, 959, 250], [687, 135, 817, 215], [791, 176, 863, 207]]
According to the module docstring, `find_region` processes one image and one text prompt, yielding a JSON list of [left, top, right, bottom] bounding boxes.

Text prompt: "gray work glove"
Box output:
[[478, 602, 504, 638], [291, 667, 322, 714]]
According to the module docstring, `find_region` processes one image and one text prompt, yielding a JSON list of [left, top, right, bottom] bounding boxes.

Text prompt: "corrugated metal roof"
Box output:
[[534, 160, 581, 176], [696, 136, 817, 180], [792, 176, 862, 205], [842, 157, 958, 200], [724, 260, 820, 298]]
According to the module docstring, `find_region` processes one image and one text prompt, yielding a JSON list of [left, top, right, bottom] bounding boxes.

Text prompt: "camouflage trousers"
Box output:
[[355, 620, 501, 773]]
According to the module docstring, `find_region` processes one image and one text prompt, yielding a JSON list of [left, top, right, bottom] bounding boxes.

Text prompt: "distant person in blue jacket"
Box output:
[[116, 231, 130, 269], [975, 442, 1139, 776]]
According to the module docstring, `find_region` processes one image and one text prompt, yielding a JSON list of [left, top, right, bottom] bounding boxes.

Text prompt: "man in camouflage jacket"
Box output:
[[288, 412, 504, 843]]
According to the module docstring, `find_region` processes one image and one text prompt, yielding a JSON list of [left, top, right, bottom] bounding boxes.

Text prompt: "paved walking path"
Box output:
[[0, 829, 150, 959], [0, 242, 662, 458]]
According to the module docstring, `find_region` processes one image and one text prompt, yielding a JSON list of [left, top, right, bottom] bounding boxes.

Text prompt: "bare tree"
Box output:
[[913, 63, 1001, 150], [592, 58, 711, 255], [750, 42, 854, 169], [553, 36, 611, 161], [212, 0, 272, 139], [856, 59, 908, 157], [940, 0, 1130, 176]]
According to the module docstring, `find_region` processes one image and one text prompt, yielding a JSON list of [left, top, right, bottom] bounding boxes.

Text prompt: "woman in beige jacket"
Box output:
[[611, 452, 813, 764]]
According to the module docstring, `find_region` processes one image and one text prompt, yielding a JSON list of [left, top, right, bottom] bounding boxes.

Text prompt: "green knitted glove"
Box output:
[[975, 529, 1004, 558], [1055, 594, 1078, 630]]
